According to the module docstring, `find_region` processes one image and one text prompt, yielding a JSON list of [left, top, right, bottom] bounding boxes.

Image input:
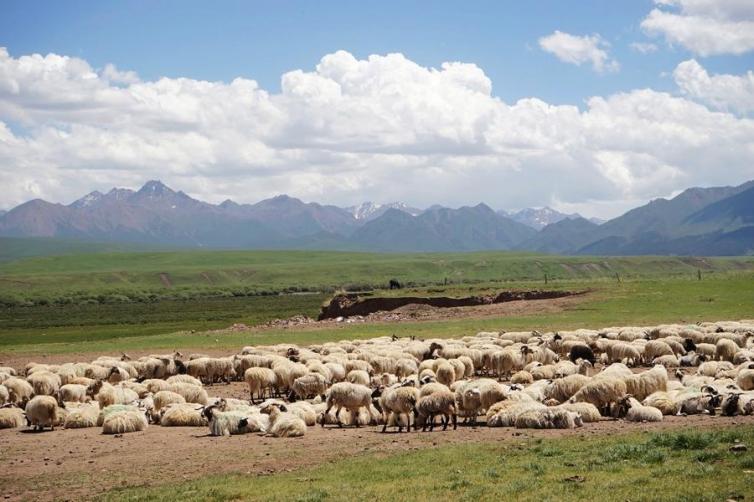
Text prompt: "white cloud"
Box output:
[[642, 0, 754, 56], [630, 42, 658, 54], [538, 31, 619, 73], [674, 59, 754, 114], [0, 47, 753, 219]]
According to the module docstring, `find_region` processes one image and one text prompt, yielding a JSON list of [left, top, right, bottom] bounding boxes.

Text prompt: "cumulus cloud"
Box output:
[[538, 31, 619, 73], [674, 59, 754, 114], [0, 47, 753, 218], [641, 0, 754, 56]]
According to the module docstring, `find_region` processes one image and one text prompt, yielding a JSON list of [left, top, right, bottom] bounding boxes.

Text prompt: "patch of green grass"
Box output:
[[100, 426, 754, 502], [2, 273, 753, 356]]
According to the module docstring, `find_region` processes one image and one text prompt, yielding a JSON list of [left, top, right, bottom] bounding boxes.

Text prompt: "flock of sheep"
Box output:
[[2, 319, 754, 438]]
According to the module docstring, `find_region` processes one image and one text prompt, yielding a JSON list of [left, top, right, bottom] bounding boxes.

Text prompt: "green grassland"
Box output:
[[102, 427, 754, 501], [1, 249, 752, 306], [2, 273, 753, 356]]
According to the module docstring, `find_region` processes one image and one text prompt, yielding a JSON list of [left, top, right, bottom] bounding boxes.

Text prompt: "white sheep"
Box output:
[[25, 395, 62, 431], [266, 404, 306, 437], [63, 402, 100, 429], [515, 408, 583, 429], [159, 404, 207, 427], [716, 339, 739, 362], [27, 371, 61, 396], [58, 384, 89, 403], [618, 396, 663, 422], [321, 382, 376, 428], [0, 405, 25, 429], [414, 390, 457, 431], [3, 377, 33, 404], [380, 385, 420, 432], [102, 409, 148, 434], [290, 373, 328, 400]]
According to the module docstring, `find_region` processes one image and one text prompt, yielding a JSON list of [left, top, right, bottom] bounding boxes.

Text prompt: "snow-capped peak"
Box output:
[[70, 191, 104, 208], [346, 201, 421, 221]]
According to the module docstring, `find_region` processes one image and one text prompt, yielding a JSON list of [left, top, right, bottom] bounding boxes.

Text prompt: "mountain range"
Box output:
[[1, 179, 752, 255]]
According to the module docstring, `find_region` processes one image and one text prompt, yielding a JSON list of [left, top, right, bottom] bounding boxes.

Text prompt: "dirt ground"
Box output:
[[2, 403, 753, 502]]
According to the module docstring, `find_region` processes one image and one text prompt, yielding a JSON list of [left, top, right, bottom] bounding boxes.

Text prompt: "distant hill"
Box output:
[[1, 179, 752, 255], [0, 237, 164, 263]]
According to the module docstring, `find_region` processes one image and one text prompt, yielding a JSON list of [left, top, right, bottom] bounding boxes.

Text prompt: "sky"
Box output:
[[0, 0, 753, 218]]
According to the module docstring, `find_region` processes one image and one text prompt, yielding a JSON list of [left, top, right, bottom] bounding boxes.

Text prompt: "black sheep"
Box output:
[[569, 345, 596, 365]]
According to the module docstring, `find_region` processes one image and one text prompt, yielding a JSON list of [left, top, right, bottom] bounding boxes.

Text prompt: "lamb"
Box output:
[[0, 405, 25, 429], [25, 395, 63, 431], [380, 385, 420, 433], [413, 390, 457, 431], [266, 404, 307, 437], [514, 408, 583, 429], [289, 373, 328, 401], [63, 402, 100, 429], [716, 339, 739, 362], [616, 396, 663, 422], [244, 367, 277, 403], [159, 404, 207, 427], [102, 409, 148, 434], [321, 382, 377, 428]]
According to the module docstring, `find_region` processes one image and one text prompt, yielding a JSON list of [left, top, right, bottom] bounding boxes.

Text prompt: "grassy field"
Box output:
[[2, 272, 752, 356], [101, 427, 754, 501], [1, 249, 752, 306]]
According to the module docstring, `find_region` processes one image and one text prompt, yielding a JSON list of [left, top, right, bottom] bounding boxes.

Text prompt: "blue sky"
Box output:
[[2, 0, 748, 105], [0, 1, 752, 217]]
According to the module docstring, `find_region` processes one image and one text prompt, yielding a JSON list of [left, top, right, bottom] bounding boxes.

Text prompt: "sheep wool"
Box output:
[[102, 409, 148, 434]]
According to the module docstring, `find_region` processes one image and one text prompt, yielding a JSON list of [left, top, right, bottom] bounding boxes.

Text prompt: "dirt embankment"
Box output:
[[318, 290, 581, 320]]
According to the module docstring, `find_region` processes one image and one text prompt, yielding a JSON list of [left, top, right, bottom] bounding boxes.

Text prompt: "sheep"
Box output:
[[695, 343, 718, 359], [58, 384, 89, 403], [289, 373, 328, 401], [643, 391, 679, 415], [652, 355, 680, 368], [27, 371, 61, 396], [570, 378, 627, 416], [87, 381, 139, 408], [0, 384, 8, 405], [698, 361, 734, 377], [204, 358, 236, 385], [544, 375, 590, 403], [244, 367, 277, 403], [203, 401, 252, 436], [643, 340, 674, 360], [457, 378, 507, 424], [168, 382, 208, 405], [152, 391, 186, 411], [97, 404, 139, 426], [557, 402, 601, 423], [435, 362, 456, 386], [716, 339, 739, 362], [380, 385, 420, 433], [159, 404, 207, 427], [721, 393, 741, 416], [63, 402, 100, 429], [142, 379, 171, 394], [487, 401, 545, 427], [266, 404, 306, 437], [606, 343, 642, 366], [0, 405, 26, 429], [510, 371, 534, 385], [3, 377, 33, 404], [321, 382, 376, 428], [737, 369, 754, 391], [515, 408, 583, 429], [676, 392, 722, 415], [624, 365, 668, 401], [616, 396, 663, 422], [568, 344, 596, 365], [346, 370, 370, 387], [413, 390, 457, 431], [25, 395, 63, 431], [419, 382, 451, 398], [165, 374, 203, 386], [102, 409, 148, 434]]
